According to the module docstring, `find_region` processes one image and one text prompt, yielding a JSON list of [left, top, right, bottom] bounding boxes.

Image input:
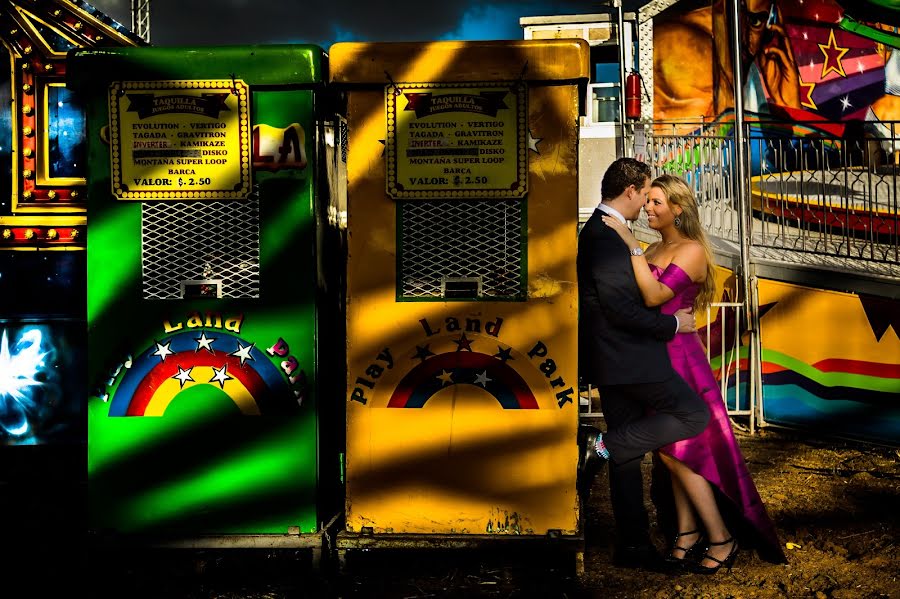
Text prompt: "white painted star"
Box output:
[[172, 366, 194, 388], [474, 371, 492, 387], [152, 341, 175, 362], [210, 364, 233, 388], [802, 31, 808, 41], [840, 95, 852, 111], [195, 331, 216, 353], [437, 369, 455, 386], [230, 342, 255, 366], [857, 61, 864, 74], [527, 130, 542, 154]]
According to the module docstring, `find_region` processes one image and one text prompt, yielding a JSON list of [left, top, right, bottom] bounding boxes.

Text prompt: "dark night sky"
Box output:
[[89, 0, 621, 47]]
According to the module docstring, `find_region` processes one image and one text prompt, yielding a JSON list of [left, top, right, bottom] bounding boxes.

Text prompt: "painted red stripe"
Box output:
[[812, 358, 900, 379], [388, 352, 538, 408], [760, 361, 785, 375], [128, 352, 268, 415], [388, 353, 492, 407]]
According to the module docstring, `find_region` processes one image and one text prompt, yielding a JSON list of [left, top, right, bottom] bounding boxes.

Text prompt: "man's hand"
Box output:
[[674, 307, 696, 333]]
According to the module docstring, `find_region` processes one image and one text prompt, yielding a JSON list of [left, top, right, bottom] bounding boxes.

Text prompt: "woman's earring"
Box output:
[[674, 216, 682, 228]]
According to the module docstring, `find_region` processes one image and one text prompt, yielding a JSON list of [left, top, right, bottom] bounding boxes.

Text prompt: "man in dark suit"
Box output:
[[577, 157, 709, 570]]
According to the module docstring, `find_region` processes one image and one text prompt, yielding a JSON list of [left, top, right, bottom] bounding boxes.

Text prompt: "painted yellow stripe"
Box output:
[[144, 367, 261, 416]]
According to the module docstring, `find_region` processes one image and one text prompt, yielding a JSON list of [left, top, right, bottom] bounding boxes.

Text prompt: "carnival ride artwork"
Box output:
[[652, 0, 900, 236], [646, 0, 900, 444]]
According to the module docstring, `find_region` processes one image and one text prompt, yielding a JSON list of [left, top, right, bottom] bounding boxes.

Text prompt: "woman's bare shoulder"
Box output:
[[671, 241, 708, 280]]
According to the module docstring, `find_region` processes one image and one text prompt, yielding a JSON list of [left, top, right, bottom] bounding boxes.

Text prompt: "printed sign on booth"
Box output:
[[385, 82, 527, 199], [108, 79, 252, 200]]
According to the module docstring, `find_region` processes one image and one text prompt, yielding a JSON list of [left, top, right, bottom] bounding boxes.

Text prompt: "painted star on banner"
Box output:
[[210, 364, 233, 389], [818, 29, 849, 79], [493, 346, 514, 363], [454, 333, 473, 352], [172, 366, 194, 389], [799, 78, 818, 110], [437, 369, 455, 386], [152, 341, 175, 362], [474, 371, 492, 387], [413, 344, 435, 363], [195, 331, 216, 353], [528, 130, 542, 154], [230, 342, 256, 366]]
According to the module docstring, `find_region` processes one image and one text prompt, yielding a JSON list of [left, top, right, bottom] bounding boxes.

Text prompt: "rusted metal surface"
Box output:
[[89, 531, 326, 550], [335, 530, 584, 551]]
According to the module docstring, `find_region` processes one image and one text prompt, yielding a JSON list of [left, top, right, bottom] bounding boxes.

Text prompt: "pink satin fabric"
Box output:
[[651, 262, 786, 563]]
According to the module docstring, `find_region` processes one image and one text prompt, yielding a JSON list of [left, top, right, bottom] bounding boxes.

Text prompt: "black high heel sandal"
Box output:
[[691, 536, 739, 575], [664, 529, 705, 566]]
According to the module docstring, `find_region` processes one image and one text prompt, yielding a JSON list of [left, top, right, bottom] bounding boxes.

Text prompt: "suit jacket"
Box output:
[[577, 207, 678, 386]]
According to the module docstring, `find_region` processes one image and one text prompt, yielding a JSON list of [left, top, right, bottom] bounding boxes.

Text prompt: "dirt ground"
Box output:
[[75, 424, 900, 598], [578, 425, 900, 599]]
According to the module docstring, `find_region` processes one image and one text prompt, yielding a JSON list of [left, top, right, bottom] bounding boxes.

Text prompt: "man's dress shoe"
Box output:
[[612, 543, 672, 573], [577, 424, 606, 497]]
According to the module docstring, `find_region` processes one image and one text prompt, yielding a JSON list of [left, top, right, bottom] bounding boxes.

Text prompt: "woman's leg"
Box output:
[[665, 466, 702, 559], [658, 452, 736, 567]]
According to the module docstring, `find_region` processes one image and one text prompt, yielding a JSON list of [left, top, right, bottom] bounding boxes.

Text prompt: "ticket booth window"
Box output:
[[141, 199, 261, 300], [0, 47, 11, 205], [398, 198, 526, 301], [38, 83, 86, 183]]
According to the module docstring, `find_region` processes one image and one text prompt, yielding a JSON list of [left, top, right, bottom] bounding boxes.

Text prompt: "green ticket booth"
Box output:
[[68, 45, 341, 554]]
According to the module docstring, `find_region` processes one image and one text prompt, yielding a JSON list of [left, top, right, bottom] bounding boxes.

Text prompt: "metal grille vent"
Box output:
[[141, 200, 261, 300], [339, 120, 348, 164], [399, 199, 525, 300]]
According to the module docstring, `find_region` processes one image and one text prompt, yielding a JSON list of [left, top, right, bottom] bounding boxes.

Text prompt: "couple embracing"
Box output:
[[577, 158, 786, 574]]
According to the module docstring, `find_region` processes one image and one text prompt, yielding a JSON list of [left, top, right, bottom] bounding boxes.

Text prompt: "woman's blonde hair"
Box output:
[[651, 174, 717, 311]]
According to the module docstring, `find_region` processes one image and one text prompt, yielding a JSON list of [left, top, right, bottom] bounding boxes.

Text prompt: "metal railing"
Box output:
[[592, 120, 900, 431], [640, 121, 900, 276]]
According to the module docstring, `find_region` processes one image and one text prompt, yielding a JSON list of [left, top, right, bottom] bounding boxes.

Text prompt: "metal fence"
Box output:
[[639, 121, 900, 276], [582, 120, 900, 427]]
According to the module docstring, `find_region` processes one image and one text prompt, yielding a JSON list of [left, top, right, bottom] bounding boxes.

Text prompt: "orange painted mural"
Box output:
[[653, 0, 900, 131]]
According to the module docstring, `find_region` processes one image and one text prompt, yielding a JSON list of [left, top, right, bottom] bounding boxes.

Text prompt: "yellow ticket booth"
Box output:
[[329, 40, 589, 567]]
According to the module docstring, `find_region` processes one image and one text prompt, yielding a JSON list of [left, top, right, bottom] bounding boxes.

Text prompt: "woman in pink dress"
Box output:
[[601, 174, 786, 574]]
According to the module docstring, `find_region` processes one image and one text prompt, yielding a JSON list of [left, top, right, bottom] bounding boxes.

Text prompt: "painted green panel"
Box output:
[[84, 50, 325, 536], [68, 45, 323, 87]]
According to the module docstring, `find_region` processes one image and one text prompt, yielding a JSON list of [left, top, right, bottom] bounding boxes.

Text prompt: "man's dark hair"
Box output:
[[601, 157, 652, 200]]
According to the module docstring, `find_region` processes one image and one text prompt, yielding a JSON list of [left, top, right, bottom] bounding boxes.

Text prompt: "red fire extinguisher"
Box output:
[[625, 71, 642, 120]]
